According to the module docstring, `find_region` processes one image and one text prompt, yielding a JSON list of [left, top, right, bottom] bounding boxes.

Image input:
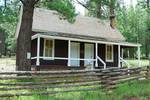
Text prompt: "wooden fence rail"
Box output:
[[0, 66, 149, 97]]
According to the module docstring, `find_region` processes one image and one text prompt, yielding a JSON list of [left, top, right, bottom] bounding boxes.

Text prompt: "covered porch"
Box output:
[[31, 33, 141, 70]]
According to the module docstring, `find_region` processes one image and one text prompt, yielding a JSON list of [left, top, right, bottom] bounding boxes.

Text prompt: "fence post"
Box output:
[[101, 69, 116, 93], [101, 70, 109, 91], [147, 58, 150, 80], [31, 66, 38, 71], [147, 66, 150, 80]]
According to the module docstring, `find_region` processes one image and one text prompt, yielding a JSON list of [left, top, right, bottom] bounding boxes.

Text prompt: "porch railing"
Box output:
[[31, 57, 96, 66], [120, 57, 131, 68], [96, 56, 106, 69], [31, 56, 106, 69], [32, 57, 95, 61]]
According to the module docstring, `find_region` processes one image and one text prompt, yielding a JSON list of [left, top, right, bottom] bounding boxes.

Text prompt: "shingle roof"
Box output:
[[16, 8, 125, 41]]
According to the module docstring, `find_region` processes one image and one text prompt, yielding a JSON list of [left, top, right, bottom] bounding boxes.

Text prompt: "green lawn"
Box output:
[[125, 60, 149, 67], [1, 80, 150, 100], [0, 57, 149, 100]]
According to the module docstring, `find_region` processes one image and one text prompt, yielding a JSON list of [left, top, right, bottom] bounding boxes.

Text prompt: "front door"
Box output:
[[70, 42, 80, 66], [84, 43, 94, 67]]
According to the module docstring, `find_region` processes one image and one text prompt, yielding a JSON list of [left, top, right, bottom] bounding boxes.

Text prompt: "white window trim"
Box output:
[[43, 38, 55, 60], [105, 44, 114, 62]]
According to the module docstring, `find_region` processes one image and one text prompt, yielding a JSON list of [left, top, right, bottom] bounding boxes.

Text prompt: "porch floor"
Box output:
[[31, 65, 118, 71]]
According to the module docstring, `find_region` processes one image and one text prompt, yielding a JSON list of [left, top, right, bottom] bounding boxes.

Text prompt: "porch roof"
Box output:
[[33, 33, 141, 47]]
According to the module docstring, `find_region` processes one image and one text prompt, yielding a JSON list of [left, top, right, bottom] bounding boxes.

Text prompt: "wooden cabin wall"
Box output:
[[31, 38, 119, 68]]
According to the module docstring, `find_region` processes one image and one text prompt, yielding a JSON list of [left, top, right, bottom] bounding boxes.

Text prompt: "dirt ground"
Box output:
[[0, 57, 149, 72], [0, 57, 16, 71]]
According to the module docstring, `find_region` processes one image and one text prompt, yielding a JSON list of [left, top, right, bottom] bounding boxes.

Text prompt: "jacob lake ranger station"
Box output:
[[16, 8, 141, 70]]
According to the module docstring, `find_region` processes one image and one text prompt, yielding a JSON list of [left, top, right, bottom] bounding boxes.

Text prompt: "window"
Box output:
[[44, 39, 54, 58], [106, 45, 113, 62]]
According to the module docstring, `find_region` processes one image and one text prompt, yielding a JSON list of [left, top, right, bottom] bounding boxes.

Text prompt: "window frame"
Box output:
[[43, 39, 55, 60], [105, 44, 114, 62]]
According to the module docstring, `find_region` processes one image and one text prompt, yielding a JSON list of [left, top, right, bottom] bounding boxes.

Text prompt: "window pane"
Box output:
[[46, 40, 49, 47], [45, 48, 49, 57], [49, 48, 52, 57], [106, 45, 112, 61], [45, 40, 53, 57], [49, 41, 53, 48]]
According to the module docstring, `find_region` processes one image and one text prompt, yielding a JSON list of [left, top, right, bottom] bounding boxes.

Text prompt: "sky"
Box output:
[[0, 0, 6, 4], [124, 0, 137, 6], [74, 0, 137, 15], [0, 0, 3, 5]]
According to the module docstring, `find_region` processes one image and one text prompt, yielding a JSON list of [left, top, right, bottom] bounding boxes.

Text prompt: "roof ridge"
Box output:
[[35, 7, 110, 22]]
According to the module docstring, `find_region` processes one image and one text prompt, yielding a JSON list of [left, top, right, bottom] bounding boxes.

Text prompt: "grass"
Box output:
[[0, 57, 149, 99], [0, 80, 150, 100], [113, 80, 150, 100], [126, 59, 149, 67]]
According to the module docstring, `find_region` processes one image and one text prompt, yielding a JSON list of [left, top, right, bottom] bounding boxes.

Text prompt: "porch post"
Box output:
[[137, 46, 141, 67], [118, 45, 121, 68], [36, 36, 40, 66], [121, 48, 124, 58], [68, 40, 71, 66], [121, 48, 124, 67], [95, 43, 98, 67]]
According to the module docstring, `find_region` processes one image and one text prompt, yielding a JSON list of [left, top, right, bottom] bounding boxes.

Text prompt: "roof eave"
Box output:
[[33, 33, 141, 47]]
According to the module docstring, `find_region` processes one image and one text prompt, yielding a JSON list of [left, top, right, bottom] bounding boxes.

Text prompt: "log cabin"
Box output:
[[15, 8, 141, 71]]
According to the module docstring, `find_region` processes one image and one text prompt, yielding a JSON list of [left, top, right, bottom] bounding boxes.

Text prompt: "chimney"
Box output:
[[109, 0, 116, 29], [110, 15, 116, 29]]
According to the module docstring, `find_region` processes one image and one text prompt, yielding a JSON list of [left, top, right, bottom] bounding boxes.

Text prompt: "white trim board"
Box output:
[[32, 34, 141, 47]]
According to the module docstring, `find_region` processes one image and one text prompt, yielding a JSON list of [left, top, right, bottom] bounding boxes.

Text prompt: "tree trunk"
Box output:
[[147, 0, 149, 8], [4, 0, 7, 8], [145, 38, 149, 58], [16, 4, 34, 71], [96, 1, 102, 18], [146, 0, 150, 58]]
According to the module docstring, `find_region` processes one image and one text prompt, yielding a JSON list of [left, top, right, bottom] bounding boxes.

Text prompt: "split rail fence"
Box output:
[[0, 66, 149, 98]]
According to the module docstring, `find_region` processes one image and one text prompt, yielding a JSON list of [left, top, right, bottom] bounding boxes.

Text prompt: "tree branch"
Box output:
[[20, 0, 26, 5], [75, 0, 90, 11], [4, 0, 7, 8], [34, 0, 40, 4]]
